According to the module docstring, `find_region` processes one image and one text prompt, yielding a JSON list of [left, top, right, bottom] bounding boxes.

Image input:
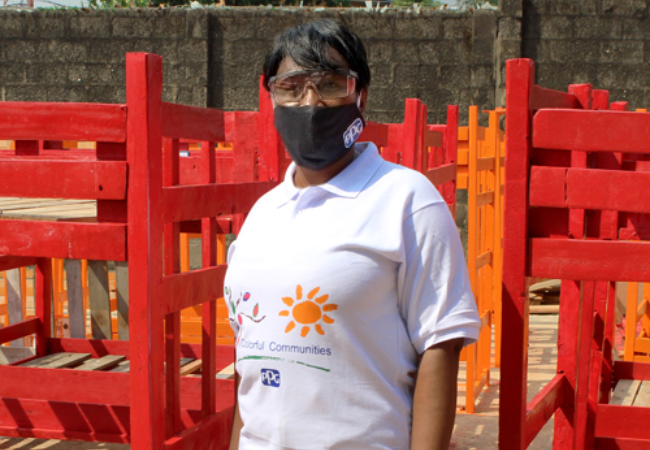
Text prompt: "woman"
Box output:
[[225, 20, 480, 450]]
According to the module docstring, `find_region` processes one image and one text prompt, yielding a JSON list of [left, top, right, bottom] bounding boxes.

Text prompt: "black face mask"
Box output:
[[274, 103, 365, 171]]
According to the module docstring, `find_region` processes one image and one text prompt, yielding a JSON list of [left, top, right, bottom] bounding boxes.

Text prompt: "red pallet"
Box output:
[[0, 53, 278, 449], [500, 58, 650, 449]]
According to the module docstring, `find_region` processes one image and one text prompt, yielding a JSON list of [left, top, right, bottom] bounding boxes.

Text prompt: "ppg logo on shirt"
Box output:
[[343, 118, 364, 148], [261, 368, 281, 387]]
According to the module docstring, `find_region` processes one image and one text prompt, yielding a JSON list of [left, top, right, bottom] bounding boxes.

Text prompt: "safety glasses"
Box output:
[[268, 69, 358, 106]]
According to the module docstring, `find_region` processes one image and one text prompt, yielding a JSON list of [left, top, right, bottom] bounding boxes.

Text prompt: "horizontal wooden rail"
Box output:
[[163, 181, 277, 223], [525, 374, 565, 448], [476, 157, 495, 172], [161, 102, 225, 142], [533, 110, 650, 154], [0, 365, 130, 405], [529, 239, 650, 281], [0, 256, 37, 272], [530, 166, 650, 214], [476, 251, 492, 270], [164, 408, 232, 450], [360, 121, 389, 148], [424, 130, 443, 149], [634, 337, 650, 354], [0, 426, 129, 445], [530, 86, 580, 110], [425, 163, 456, 187], [637, 300, 649, 323], [162, 265, 228, 315], [613, 361, 650, 383], [0, 160, 127, 200], [595, 437, 650, 450], [0, 102, 126, 142], [0, 318, 39, 345], [596, 404, 650, 441], [476, 191, 494, 208], [0, 221, 126, 261]]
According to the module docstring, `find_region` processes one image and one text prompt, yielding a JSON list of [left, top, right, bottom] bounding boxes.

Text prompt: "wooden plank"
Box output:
[[476, 251, 492, 270], [20, 352, 68, 367], [163, 181, 277, 223], [525, 374, 565, 448], [0, 364, 130, 405], [37, 352, 91, 369], [0, 101, 126, 142], [161, 265, 227, 315], [164, 408, 233, 450], [0, 220, 126, 261], [637, 300, 649, 323], [0, 318, 39, 346], [88, 260, 112, 340], [528, 166, 567, 208], [180, 359, 202, 376], [0, 160, 126, 200], [613, 361, 650, 383], [161, 102, 225, 142], [425, 163, 456, 187], [64, 259, 85, 339], [216, 362, 235, 380], [633, 380, 650, 407], [595, 437, 650, 450], [424, 129, 443, 149], [111, 360, 131, 373], [634, 337, 650, 355], [533, 109, 650, 154], [610, 379, 641, 406], [476, 157, 495, 172], [6, 268, 23, 347], [73, 354, 125, 371], [530, 85, 580, 110], [116, 261, 129, 340], [566, 169, 650, 214], [0, 256, 37, 272], [0, 199, 92, 211], [595, 404, 650, 441], [529, 305, 560, 314], [529, 239, 650, 282], [476, 191, 494, 208]]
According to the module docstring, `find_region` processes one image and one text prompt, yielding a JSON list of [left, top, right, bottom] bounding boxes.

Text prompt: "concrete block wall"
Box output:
[[0, 8, 499, 126], [522, 0, 650, 107]]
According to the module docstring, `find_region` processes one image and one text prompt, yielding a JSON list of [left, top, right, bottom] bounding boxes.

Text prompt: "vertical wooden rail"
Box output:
[[402, 99, 426, 171], [257, 75, 285, 183], [164, 137, 182, 438], [127, 52, 166, 450], [35, 258, 52, 357], [6, 268, 23, 347], [499, 58, 533, 450], [201, 138, 218, 417], [64, 259, 85, 339], [443, 105, 459, 217]]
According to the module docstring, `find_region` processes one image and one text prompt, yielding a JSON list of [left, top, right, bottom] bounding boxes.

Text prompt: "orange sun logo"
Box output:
[[280, 285, 337, 338]]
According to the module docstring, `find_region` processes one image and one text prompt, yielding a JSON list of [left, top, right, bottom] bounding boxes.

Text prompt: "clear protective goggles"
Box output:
[[268, 69, 359, 106]]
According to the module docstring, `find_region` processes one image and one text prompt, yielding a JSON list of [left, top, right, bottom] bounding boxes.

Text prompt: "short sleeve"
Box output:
[[398, 201, 480, 354]]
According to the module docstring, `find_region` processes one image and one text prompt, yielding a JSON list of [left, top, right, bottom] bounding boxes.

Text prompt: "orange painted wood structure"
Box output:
[[0, 53, 280, 448], [500, 57, 650, 449]]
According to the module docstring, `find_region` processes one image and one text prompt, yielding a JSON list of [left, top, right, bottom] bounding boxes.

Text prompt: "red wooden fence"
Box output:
[[500, 58, 650, 449]]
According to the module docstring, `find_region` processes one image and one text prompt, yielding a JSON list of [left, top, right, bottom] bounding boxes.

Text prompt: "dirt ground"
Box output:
[[0, 315, 558, 450]]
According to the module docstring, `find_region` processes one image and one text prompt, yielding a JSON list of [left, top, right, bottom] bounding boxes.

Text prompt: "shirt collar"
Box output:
[[277, 142, 383, 208]]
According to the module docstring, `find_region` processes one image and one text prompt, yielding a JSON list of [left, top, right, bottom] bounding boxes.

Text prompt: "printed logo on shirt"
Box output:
[[225, 287, 266, 326], [280, 285, 338, 338], [343, 118, 364, 148], [261, 368, 281, 387]]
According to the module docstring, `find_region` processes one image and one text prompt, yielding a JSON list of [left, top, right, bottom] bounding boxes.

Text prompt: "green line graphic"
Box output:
[[238, 355, 330, 372]]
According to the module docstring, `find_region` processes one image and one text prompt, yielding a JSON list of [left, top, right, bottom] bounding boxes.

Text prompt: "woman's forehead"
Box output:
[[276, 48, 350, 76]]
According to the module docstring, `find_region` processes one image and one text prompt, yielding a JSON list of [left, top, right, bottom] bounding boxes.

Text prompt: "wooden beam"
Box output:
[[88, 260, 112, 340]]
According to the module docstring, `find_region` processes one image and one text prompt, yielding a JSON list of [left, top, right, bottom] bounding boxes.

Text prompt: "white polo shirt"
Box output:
[[224, 142, 480, 450]]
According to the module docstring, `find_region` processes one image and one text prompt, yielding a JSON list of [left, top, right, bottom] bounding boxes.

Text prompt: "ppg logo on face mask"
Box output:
[[261, 368, 281, 387], [343, 118, 364, 148]]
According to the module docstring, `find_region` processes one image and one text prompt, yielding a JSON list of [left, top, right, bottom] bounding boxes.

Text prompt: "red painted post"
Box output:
[[126, 52, 166, 450], [35, 257, 52, 357]]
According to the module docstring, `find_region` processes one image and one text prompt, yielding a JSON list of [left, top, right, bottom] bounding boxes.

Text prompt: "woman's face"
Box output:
[[274, 49, 367, 112]]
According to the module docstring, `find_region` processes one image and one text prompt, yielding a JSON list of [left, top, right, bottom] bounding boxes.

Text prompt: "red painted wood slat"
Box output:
[[595, 438, 650, 450], [163, 182, 277, 223], [529, 239, 650, 281], [533, 109, 650, 154], [524, 374, 565, 448], [0, 318, 39, 345], [611, 361, 650, 383], [595, 405, 650, 441], [424, 130, 443, 149], [0, 160, 127, 200], [0, 102, 126, 142], [0, 221, 126, 261], [0, 256, 37, 272], [161, 102, 225, 142], [359, 121, 390, 148], [0, 366, 130, 405], [567, 169, 650, 213], [528, 166, 566, 208], [530, 85, 580, 110], [164, 409, 232, 450], [425, 163, 456, 187], [161, 266, 227, 315]]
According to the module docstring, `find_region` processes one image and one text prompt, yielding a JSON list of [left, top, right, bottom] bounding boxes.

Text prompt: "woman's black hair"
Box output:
[[263, 20, 371, 92]]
